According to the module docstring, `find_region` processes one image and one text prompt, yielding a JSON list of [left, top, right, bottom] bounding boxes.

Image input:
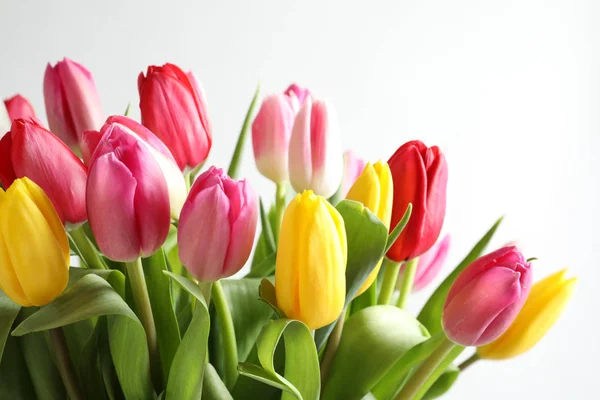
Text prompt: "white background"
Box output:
[[1, 0, 598, 398]]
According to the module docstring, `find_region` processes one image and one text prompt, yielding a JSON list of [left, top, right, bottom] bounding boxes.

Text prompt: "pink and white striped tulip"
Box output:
[[178, 167, 258, 282], [82, 116, 187, 219], [43, 58, 103, 152], [411, 234, 451, 291], [288, 98, 343, 198], [442, 246, 532, 346], [4, 95, 36, 121], [338, 150, 367, 198], [86, 128, 170, 261]]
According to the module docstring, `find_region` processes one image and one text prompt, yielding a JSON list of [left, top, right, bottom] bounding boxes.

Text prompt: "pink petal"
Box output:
[[289, 98, 314, 191], [43, 64, 78, 147]]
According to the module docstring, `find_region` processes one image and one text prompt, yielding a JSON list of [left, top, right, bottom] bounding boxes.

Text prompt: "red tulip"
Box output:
[[4, 95, 36, 121], [0, 118, 87, 225], [138, 63, 212, 171], [386, 140, 448, 262]]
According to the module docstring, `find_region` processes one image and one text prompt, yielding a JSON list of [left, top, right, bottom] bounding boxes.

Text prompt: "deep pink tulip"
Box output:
[[87, 128, 170, 261], [0, 118, 87, 225], [43, 58, 103, 151], [4, 95, 36, 121], [442, 246, 532, 346], [138, 63, 212, 171], [178, 166, 258, 282], [338, 150, 367, 198], [411, 234, 451, 291]]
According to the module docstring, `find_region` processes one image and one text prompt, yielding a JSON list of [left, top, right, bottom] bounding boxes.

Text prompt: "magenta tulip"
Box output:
[[442, 246, 532, 346], [411, 234, 451, 291], [178, 166, 258, 282], [4, 95, 36, 121], [338, 150, 367, 198], [43, 58, 103, 151], [86, 127, 170, 261]]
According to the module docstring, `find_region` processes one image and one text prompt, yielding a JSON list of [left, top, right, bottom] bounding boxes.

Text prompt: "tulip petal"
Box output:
[[413, 234, 451, 291], [0, 134, 16, 187], [310, 100, 343, 197], [275, 193, 301, 319], [289, 99, 314, 192], [4, 95, 36, 121], [43, 63, 78, 147]]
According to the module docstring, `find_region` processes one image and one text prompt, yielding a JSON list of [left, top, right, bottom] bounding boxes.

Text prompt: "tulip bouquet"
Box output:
[[0, 58, 576, 400]]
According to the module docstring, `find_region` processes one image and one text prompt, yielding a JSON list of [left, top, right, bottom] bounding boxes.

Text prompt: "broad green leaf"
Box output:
[[418, 217, 503, 335], [322, 306, 429, 400], [239, 319, 320, 400], [350, 280, 377, 315], [0, 334, 35, 399], [79, 318, 108, 400], [231, 344, 282, 400], [413, 346, 464, 400], [423, 365, 460, 400], [100, 339, 123, 400], [0, 288, 20, 361], [203, 363, 234, 400], [314, 200, 388, 351], [246, 252, 277, 278], [63, 319, 96, 376]]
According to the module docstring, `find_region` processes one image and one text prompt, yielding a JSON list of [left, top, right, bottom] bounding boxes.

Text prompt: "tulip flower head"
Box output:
[[0, 118, 88, 225], [339, 150, 367, 199], [284, 83, 311, 105], [345, 161, 393, 295], [288, 98, 343, 198], [178, 167, 258, 281], [138, 63, 212, 171], [86, 126, 171, 261], [477, 269, 576, 359], [275, 191, 347, 329], [442, 246, 532, 346], [411, 234, 451, 291], [386, 140, 448, 262], [4, 94, 36, 121], [43, 58, 103, 151], [0, 178, 69, 306]]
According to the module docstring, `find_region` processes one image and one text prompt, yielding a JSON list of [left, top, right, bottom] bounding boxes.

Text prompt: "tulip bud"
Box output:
[[442, 246, 532, 346], [284, 83, 311, 105], [339, 151, 367, 198], [4, 95, 36, 121], [83, 116, 187, 219], [178, 167, 258, 281], [0, 118, 87, 225], [43, 58, 103, 152], [386, 140, 448, 262], [0, 178, 69, 306], [477, 269, 576, 359], [275, 191, 347, 329], [411, 234, 451, 291], [138, 63, 212, 171], [345, 161, 393, 295], [289, 98, 343, 198], [87, 127, 170, 262]]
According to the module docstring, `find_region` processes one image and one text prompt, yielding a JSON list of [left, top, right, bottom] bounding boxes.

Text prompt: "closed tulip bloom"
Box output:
[[178, 167, 258, 281], [345, 161, 393, 295], [4, 95, 36, 121], [83, 116, 187, 218], [442, 246, 532, 346], [289, 98, 343, 198], [386, 140, 448, 262], [284, 83, 311, 105], [44, 58, 103, 151], [275, 191, 347, 329], [138, 63, 212, 170], [477, 269, 576, 359], [0, 178, 69, 306], [411, 234, 451, 291], [87, 128, 170, 261], [339, 150, 367, 198], [0, 118, 87, 225]]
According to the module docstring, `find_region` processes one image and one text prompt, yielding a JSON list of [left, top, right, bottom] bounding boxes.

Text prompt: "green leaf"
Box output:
[[413, 346, 464, 400], [422, 365, 460, 400], [321, 306, 429, 400], [384, 203, 412, 253], [79, 318, 108, 400], [315, 200, 389, 351], [228, 83, 261, 178], [143, 249, 181, 382], [259, 198, 277, 254], [258, 278, 283, 316], [418, 217, 503, 335], [246, 252, 277, 278], [250, 202, 278, 274], [0, 334, 36, 399], [238, 319, 320, 400], [203, 363, 234, 400], [0, 288, 20, 361]]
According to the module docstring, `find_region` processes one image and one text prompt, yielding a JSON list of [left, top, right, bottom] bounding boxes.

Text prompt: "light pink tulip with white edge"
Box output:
[[411, 234, 451, 291]]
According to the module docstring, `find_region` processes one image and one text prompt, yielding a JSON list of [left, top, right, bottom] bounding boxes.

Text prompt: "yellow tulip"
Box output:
[[345, 161, 393, 296], [0, 177, 69, 307], [477, 268, 577, 360], [275, 190, 347, 329]]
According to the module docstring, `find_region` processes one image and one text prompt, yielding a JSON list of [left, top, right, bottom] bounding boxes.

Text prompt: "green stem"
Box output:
[[320, 311, 346, 384], [69, 225, 106, 269], [274, 183, 287, 242], [125, 258, 161, 387], [227, 83, 261, 179], [49, 328, 85, 400], [378, 260, 402, 305], [394, 337, 456, 400], [396, 257, 418, 309], [212, 280, 238, 389], [458, 353, 480, 371], [184, 171, 193, 192]]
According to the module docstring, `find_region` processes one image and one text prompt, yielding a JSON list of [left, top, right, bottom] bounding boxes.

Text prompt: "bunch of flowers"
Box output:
[[0, 58, 576, 400]]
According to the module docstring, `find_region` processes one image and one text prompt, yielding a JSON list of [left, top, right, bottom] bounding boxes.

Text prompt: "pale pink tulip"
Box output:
[[338, 150, 367, 198], [412, 234, 451, 291]]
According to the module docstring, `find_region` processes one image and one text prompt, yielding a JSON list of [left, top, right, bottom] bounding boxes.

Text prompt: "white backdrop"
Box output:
[[1, 0, 598, 398]]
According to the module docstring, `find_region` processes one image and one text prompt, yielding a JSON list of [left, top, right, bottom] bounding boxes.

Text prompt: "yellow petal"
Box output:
[[372, 161, 393, 227], [346, 162, 381, 219]]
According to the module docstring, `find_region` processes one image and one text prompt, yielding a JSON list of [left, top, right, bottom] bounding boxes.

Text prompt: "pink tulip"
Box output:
[[442, 246, 532, 346], [284, 83, 311, 105], [338, 150, 367, 198], [411, 234, 451, 291], [138, 63, 212, 171], [43, 58, 103, 151], [178, 166, 258, 282], [288, 98, 343, 198], [86, 127, 170, 261], [0, 118, 87, 225], [82, 116, 187, 218], [4, 95, 36, 121]]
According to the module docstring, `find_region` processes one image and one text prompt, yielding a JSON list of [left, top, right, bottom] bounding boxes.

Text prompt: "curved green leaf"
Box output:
[[228, 83, 260, 178], [0, 288, 20, 361], [0, 334, 35, 399], [418, 217, 503, 335], [203, 363, 234, 400], [423, 365, 460, 400], [259, 198, 276, 254], [322, 306, 429, 400], [78, 318, 107, 400], [413, 346, 464, 400]]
